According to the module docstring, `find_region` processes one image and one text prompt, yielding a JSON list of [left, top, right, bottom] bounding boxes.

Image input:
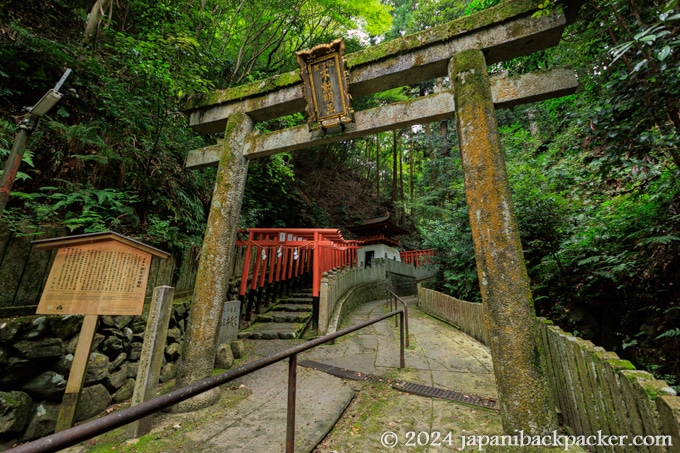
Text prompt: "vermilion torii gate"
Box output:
[[236, 228, 360, 325], [175, 0, 581, 436]]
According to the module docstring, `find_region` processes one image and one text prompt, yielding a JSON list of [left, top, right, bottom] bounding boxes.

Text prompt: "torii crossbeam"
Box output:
[[175, 0, 581, 437]]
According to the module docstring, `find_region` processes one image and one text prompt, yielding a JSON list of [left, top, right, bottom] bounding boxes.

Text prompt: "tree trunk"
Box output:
[[410, 146, 415, 227], [83, 0, 113, 45], [440, 120, 451, 157], [392, 131, 398, 220], [665, 103, 680, 171], [376, 134, 380, 201], [399, 144, 404, 225]]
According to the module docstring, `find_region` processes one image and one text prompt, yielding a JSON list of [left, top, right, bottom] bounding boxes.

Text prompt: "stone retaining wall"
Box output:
[[0, 299, 191, 448], [384, 259, 438, 281], [416, 285, 680, 452], [319, 260, 434, 336], [325, 280, 389, 336], [318, 264, 387, 336]]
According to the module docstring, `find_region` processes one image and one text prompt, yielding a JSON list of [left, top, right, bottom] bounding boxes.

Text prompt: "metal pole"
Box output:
[[1, 70, 69, 215], [403, 301, 409, 348], [399, 311, 405, 369], [286, 354, 297, 453], [387, 288, 409, 348], [0, 115, 36, 214]]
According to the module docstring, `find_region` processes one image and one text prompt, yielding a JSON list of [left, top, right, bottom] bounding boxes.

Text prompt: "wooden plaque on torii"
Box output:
[[296, 38, 354, 131]]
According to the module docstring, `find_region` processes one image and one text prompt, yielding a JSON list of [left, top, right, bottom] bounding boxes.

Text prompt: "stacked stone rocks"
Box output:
[[0, 300, 191, 448]]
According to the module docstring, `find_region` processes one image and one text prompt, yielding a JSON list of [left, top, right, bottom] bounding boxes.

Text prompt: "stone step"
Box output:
[[238, 321, 307, 340], [279, 296, 313, 304], [270, 303, 312, 312], [256, 311, 311, 323]]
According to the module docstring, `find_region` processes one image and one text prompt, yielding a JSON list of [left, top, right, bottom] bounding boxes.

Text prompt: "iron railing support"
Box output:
[[387, 287, 409, 347], [286, 354, 297, 453]]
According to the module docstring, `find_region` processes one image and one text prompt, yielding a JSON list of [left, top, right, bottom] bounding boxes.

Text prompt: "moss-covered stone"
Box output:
[[452, 47, 558, 436], [75, 384, 112, 422], [0, 391, 32, 435], [182, 0, 544, 111], [604, 358, 636, 372], [183, 69, 301, 111], [0, 318, 27, 342]]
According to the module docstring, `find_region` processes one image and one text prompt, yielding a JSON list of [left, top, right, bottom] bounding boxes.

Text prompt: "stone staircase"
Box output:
[[237, 289, 313, 340]]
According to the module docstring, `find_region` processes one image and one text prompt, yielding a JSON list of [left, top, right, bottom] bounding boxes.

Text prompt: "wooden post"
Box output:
[[55, 314, 98, 432], [126, 286, 174, 438], [239, 231, 254, 298]]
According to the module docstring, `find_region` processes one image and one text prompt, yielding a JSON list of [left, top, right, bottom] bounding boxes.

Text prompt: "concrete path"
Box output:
[[73, 297, 504, 452], [303, 297, 502, 452]]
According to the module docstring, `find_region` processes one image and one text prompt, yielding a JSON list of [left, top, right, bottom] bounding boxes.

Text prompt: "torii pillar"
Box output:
[[173, 112, 254, 411], [177, 0, 581, 429], [451, 49, 558, 434]]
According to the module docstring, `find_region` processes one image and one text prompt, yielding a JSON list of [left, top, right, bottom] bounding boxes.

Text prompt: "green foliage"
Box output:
[[464, 0, 502, 15], [241, 155, 299, 228], [406, 0, 501, 32], [11, 180, 140, 233], [531, 0, 564, 19], [610, 0, 680, 66], [412, 142, 481, 300], [656, 328, 680, 340], [419, 217, 480, 300]]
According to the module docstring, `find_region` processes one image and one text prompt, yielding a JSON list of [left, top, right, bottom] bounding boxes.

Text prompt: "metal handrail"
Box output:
[[386, 287, 409, 347], [8, 309, 406, 453]]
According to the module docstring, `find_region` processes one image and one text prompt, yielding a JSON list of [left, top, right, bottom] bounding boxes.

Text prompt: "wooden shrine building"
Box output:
[[347, 215, 407, 267]]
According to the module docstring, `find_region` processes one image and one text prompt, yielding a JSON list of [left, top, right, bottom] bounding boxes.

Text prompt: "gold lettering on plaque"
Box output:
[[317, 59, 336, 114], [296, 38, 353, 131]]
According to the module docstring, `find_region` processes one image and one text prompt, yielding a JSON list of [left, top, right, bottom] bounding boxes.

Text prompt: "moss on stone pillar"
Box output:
[[173, 112, 254, 412], [450, 48, 558, 435]]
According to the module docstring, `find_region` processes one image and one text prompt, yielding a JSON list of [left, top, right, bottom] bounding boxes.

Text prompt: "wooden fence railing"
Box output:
[[416, 285, 680, 452], [417, 285, 489, 345]]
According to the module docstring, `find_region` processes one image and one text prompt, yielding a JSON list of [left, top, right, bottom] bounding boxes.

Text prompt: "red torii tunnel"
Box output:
[[237, 228, 361, 329]]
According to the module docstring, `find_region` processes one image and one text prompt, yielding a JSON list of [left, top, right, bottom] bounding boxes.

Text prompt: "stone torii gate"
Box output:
[[175, 0, 581, 435]]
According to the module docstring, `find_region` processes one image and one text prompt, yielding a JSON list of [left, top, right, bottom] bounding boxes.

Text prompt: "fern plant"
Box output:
[[656, 328, 680, 340], [19, 180, 140, 233]]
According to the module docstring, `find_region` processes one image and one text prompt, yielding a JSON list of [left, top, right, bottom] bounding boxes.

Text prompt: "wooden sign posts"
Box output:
[[32, 231, 169, 432]]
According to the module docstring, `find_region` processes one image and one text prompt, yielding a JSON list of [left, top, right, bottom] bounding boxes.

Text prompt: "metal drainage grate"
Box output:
[[392, 381, 499, 410], [299, 360, 392, 383], [300, 360, 499, 411]]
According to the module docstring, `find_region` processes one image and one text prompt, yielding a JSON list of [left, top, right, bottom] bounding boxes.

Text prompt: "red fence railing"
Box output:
[[237, 228, 361, 328], [399, 249, 436, 268]]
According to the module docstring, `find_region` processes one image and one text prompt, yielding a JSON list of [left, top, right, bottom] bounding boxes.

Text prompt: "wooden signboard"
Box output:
[[33, 231, 169, 315], [31, 231, 170, 432]]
